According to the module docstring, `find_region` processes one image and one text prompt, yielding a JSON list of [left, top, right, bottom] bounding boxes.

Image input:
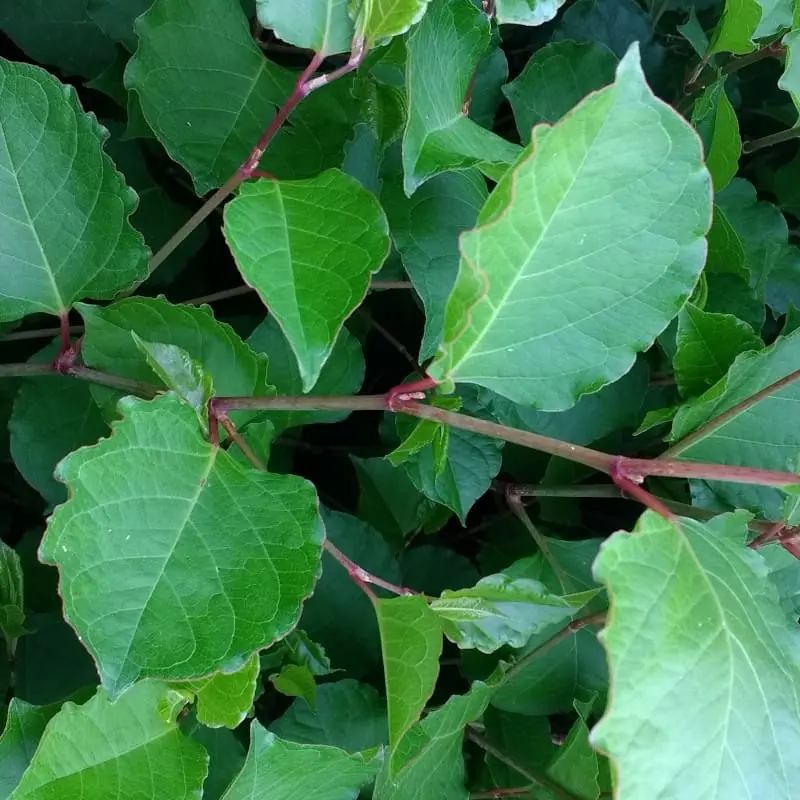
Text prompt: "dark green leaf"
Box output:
[[41, 393, 323, 695], [184, 722, 245, 800], [0, 540, 24, 644], [87, 0, 155, 50], [546, 696, 600, 800], [400, 546, 479, 594]]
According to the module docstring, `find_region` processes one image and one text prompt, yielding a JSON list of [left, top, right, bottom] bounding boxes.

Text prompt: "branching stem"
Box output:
[[323, 539, 414, 597]]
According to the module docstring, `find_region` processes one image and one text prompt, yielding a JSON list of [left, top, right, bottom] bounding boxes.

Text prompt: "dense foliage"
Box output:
[[1, 0, 800, 797]]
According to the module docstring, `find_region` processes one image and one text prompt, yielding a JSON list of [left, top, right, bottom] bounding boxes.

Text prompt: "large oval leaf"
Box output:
[[0, 59, 147, 322], [427, 45, 711, 409], [41, 393, 323, 696]]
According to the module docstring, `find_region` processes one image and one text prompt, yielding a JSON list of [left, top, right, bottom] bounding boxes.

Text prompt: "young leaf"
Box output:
[[351, 0, 433, 45], [691, 80, 741, 191], [502, 41, 618, 143], [172, 652, 260, 729], [494, 0, 567, 26], [670, 327, 800, 520], [271, 679, 389, 751], [592, 512, 800, 798], [256, 0, 354, 55], [220, 723, 380, 800], [431, 570, 596, 654], [402, 0, 521, 194], [710, 0, 791, 54], [0, 59, 148, 322], [375, 595, 442, 762], [8, 682, 208, 800], [673, 303, 763, 397], [41, 393, 323, 695], [270, 663, 317, 708], [374, 676, 498, 799], [224, 171, 390, 390], [428, 45, 711, 408], [382, 169, 487, 361]]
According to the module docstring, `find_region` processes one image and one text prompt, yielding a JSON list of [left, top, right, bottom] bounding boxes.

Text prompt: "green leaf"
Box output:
[[10, 370, 108, 507], [400, 546, 479, 595], [0, 698, 64, 799], [494, 0, 567, 25], [224, 171, 389, 390], [41, 393, 323, 695], [374, 676, 498, 799], [173, 652, 260, 729], [479, 359, 648, 447], [592, 512, 800, 799], [184, 722, 245, 800], [710, 0, 791, 54], [0, 540, 25, 644], [271, 679, 389, 751], [432, 568, 596, 654], [78, 297, 272, 422], [0, 59, 148, 322], [780, 29, 800, 114], [705, 204, 748, 281], [427, 46, 710, 407], [351, 0, 433, 45], [8, 682, 208, 800], [256, 0, 354, 54], [126, 0, 357, 194], [547, 697, 600, 800], [220, 723, 380, 800], [502, 41, 618, 143], [691, 80, 741, 192], [87, 0, 155, 50], [282, 629, 332, 675], [0, 1, 116, 78], [396, 405, 503, 523], [382, 169, 487, 361], [375, 595, 442, 760], [133, 335, 214, 423], [402, 0, 521, 195], [773, 150, 800, 219], [270, 663, 317, 708], [301, 510, 401, 676], [673, 303, 763, 398], [670, 327, 800, 519]]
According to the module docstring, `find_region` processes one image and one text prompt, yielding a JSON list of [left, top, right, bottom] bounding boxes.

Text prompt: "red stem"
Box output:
[[610, 458, 676, 521], [323, 539, 414, 597]]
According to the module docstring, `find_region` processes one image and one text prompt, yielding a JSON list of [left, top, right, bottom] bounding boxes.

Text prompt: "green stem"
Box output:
[[743, 126, 800, 153], [465, 728, 580, 800]]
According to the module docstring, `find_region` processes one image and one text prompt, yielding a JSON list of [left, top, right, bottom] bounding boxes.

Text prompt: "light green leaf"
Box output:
[[382, 169, 486, 361], [8, 682, 208, 800], [428, 46, 711, 408], [133, 335, 214, 423], [270, 663, 317, 708], [10, 371, 108, 507], [494, 0, 567, 25], [282, 629, 332, 676], [670, 327, 800, 519], [691, 80, 741, 191], [433, 569, 595, 654], [224, 171, 389, 390], [710, 0, 791, 54], [478, 359, 648, 447], [674, 303, 763, 397], [0, 698, 64, 799], [0, 541, 24, 644], [374, 676, 498, 799], [502, 41, 617, 143], [0, 1, 116, 78], [125, 0, 357, 194], [388, 417, 448, 468], [779, 28, 800, 114], [592, 512, 800, 799], [301, 511, 401, 676], [257, 0, 353, 54], [402, 0, 521, 195], [271, 679, 389, 751], [376, 595, 442, 762], [0, 59, 148, 322], [173, 652, 260, 729], [78, 297, 272, 423], [220, 723, 380, 800], [41, 393, 323, 695], [351, 0, 432, 45]]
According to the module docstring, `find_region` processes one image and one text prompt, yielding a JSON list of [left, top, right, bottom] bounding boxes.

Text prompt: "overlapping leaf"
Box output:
[[257, 0, 353, 54], [427, 46, 711, 409], [593, 512, 800, 799], [691, 80, 740, 191], [352, 0, 433, 45], [710, 0, 791, 54], [0, 59, 148, 322], [494, 0, 567, 25], [224, 171, 388, 390], [41, 393, 323, 695], [402, 0, 521, 194]]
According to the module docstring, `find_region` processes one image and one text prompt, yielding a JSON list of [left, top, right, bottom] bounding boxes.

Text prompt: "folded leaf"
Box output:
[[592, 512, 800, 799], [427, 45, 711, 408], [41, 393, 323, 695]]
